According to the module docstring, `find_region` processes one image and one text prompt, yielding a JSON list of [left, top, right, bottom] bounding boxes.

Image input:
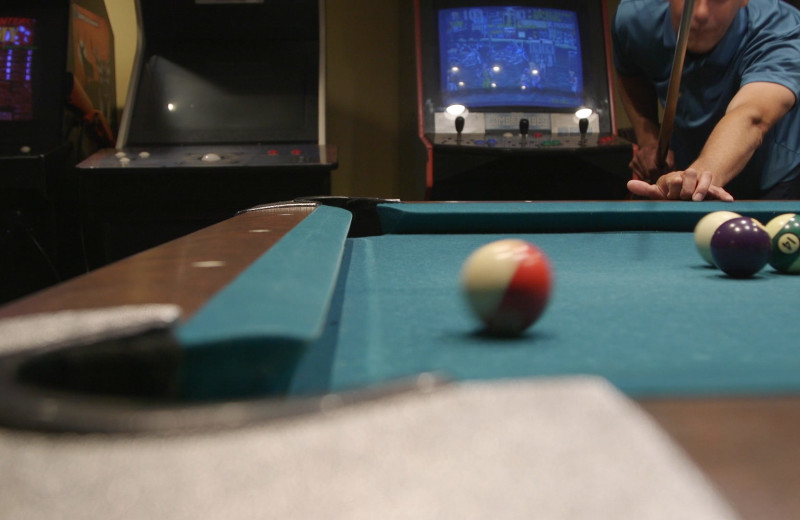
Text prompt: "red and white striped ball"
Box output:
[[460, 239, 552, 336]]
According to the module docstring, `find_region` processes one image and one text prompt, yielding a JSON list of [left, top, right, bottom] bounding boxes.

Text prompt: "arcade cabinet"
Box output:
[[0, 0, 116, 303], [415, 0, 631, 200], [78, 0, 336, 267]]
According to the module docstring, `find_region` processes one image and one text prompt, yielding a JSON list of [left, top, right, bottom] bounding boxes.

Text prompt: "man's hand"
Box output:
[[627, 168, 734, 201], [629, 142, 674, 182]]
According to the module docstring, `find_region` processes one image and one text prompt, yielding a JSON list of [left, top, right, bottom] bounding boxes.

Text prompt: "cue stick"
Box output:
[[656, 0, 696, 172]]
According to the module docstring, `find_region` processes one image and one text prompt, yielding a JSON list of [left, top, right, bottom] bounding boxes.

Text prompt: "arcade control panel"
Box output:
[[424, 113, 632, 201], [427, 114, 628, 154], [77, 143, 337, 170], [431, 132, 624, 152], [75, 142, 338, 268]]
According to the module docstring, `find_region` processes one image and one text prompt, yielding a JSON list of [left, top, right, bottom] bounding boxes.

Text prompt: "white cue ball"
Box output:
[[694, 210, 740, 266]]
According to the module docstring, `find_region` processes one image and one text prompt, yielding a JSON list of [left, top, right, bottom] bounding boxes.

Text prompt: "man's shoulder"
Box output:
[[747, 0, 800, 27]]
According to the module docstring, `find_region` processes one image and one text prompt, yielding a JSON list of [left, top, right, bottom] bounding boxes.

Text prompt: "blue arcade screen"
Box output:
[[438, 6, 583, 109], [0, 17, 35, 121]]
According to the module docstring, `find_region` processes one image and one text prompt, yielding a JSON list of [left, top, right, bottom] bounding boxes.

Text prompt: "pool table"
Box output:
[[1, 199, 800, 519]]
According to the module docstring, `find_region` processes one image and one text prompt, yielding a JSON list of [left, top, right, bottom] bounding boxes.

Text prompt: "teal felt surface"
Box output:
[[176, 205, 352, 399], [291, 229, 800, 397], [172, 201, 800, 399], [378, 201, 800, 233]]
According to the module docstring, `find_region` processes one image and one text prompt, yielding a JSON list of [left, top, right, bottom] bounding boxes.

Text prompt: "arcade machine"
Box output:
[[78, 0, 336, 267], [415, 0, 631, 200], [0, 0, 116, 303]]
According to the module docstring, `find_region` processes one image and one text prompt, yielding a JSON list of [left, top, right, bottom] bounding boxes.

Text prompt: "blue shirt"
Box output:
[[612, 0, 800, 193]]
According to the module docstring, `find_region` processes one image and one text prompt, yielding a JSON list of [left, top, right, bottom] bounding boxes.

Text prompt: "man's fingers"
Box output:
[[627, 179, 666, 199], [692, 170, 713, 201], [665, 174, 684, 199], [628, 171, 734, 201], [708, 185, 735, 202], [681, 168, 699, 200]]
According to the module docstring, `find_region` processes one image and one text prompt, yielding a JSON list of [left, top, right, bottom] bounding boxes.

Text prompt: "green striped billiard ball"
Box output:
[[769, 215, 800, 274], [766, 213, 796, 239]]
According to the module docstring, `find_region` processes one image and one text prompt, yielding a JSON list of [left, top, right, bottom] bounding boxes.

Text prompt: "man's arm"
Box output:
[[617, 73, 670, 181], [629, 81, 796, 200], [688, 81, 796, 187]]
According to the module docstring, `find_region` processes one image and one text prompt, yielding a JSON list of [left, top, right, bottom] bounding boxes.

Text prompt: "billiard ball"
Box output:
[[710, 217, 772, 278], [766, 213, 797, 238], [460, 239, 551, 336], [694, 210, 741, 266], [769, 215, 800, 274]]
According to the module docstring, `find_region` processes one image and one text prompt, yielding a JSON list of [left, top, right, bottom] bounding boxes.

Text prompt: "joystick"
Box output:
[[579, 118, 589, 143], [519, 118, 529, 144], [455, 116, 465, 141]]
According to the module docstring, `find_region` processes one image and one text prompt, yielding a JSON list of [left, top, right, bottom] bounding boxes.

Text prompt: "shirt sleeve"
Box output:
[[739, 4, 800, 101]]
